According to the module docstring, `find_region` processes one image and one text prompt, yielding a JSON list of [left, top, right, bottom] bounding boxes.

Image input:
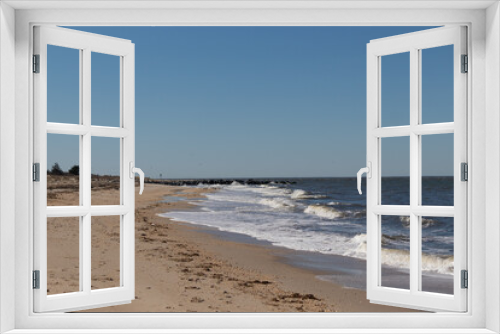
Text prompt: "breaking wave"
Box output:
[[162, 181, 454, 276], [290, 189, 326, 199], [399, 216, 436, 228], [259, 198, 296, 210], [304, 204, 345, 219], [343, 233, 453, 274]]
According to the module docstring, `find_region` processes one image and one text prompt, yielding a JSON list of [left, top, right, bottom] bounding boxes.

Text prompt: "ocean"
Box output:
[[161, 177, 454, 294]]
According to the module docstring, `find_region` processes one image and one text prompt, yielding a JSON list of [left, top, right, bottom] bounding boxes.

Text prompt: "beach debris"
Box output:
[[279, 293, 320, 301], [239, 280, 273, 287]]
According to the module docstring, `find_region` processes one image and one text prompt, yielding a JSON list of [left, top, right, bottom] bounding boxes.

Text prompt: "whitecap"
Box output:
[[290, 189, 326, 199], [343, 233, 453, 274], [259, 198, 296, 210], [304, 204, 344, 220], [290, 189, 309, 199], [399, 216, 436, 228]]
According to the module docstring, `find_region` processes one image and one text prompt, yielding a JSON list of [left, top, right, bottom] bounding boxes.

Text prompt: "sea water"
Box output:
[[161, 177, 454, 292]]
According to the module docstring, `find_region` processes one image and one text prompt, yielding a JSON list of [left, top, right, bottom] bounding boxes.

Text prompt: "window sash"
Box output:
[[366, 26, 468, 312], [32, 25, 136, 313]]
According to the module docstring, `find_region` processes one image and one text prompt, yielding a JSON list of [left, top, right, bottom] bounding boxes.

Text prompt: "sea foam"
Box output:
[[304, 204, 344, 220], [161, 183, 453, 275], [290, 189, 326, 200], [259, 198, 296, 210], [399, 216, 436, 228], [343, 233, 453, 274]]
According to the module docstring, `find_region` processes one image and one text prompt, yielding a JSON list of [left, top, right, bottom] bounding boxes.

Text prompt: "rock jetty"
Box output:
[[145, 179, 295, 186]]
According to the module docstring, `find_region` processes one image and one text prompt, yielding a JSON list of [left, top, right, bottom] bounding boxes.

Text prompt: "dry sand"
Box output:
[[47, 176, 413, 312]]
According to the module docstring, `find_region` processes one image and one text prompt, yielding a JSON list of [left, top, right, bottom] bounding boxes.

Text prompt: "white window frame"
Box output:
[[33, 26, 136, 313], [366, 26, 468, 312], [0, 1, 499, 333]]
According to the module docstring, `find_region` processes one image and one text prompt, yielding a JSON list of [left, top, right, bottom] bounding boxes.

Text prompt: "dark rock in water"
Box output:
[[145, 178, 295, 186]]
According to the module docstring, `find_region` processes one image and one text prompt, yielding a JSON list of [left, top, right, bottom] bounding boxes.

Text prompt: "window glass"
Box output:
[[381, 215, 410, 290], [381, 52, 410, 127], [92, 216, 121, 290], [382, 136, 410, 205], [421, 216, 454, 295], [92, 52, 121, 127], [47, 45, 80, 124], [91, 137, 121, 206], [47, 217, 80, 295], [421, 45, 454, 124], [47, 134, 80, 206], [422, 134, 454, 206]]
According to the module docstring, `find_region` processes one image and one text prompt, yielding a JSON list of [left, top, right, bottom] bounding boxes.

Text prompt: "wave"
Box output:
[[196, 183, 223, 189], [382, 248, 453, 274], [304, 204, 344, 220], [399, 216, 436, 228], [251, 186, 292, 197], [343, 233, 368, 258], [327, 208, 365, 219], [343, 233, 453, 274], [421, 253, 454, 274], [259, 198, 296, 210], [382, 234, 409, 245], [162, 183, 453, 275], [352, 210, 366, 218], [290, 189, 309, 199], [328, 201, 365, 208], [290, 189, 326, 200]]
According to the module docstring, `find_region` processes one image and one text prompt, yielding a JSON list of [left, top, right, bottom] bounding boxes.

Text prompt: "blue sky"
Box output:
[[47, 26, 454, 178]]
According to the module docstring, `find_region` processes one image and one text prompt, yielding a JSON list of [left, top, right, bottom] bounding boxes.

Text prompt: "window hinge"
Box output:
[[33, 270, 40, 289], [461, 162, 468, 182], [33, 163, 40, 182], [461, 54, 468, 73], [461, 270, 468, 289], [33, 54, 40, 73]]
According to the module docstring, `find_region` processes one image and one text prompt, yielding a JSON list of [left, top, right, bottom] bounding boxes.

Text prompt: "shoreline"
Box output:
[[171, 219, 369, 290], [163, 182, 454, 295], [46, 178, 415, 312], [82, 184, 414, 312]]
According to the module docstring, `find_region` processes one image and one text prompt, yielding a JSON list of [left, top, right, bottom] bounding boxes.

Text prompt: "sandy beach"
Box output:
[[47, 176, 413, 312]]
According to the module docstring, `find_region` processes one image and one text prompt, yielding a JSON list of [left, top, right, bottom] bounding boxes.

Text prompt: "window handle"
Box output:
[[129, 162, 145, 195], [357, 162, 371, 195]]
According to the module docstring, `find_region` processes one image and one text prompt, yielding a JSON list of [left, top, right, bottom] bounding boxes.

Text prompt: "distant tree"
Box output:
[[68, 165, 79, 176], [50, 163, 64, 175]]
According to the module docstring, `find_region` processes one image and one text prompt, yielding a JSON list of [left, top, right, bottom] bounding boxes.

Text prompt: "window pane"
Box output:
[[47, 134, 80, 206], [421, 45, 454, 124], [47, 45, 80, 124], [381, 52, 410, 127], [47, 217, 80, 295], [92, 216, 121, 290], [381, 136, 410, 205], [421, 216, 454, 295], [421, 134, 454, 206], [381, 215, 410, 290], [91, 137, 121, 206], [92, 52, 120, 127]]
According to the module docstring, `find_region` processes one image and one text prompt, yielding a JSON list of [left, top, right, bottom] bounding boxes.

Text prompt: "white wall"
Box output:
[[0, 2, 16, 333], [486, 2, 500, 333], [3, 3, 498, 332]]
